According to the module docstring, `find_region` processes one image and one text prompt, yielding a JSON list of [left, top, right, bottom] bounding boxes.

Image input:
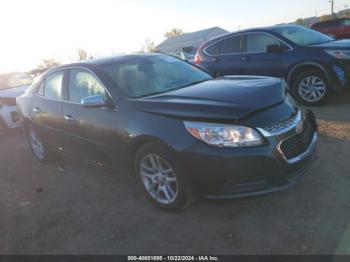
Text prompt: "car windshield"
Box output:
[[101, 55, 212, 98], [0, 73, 33, 90], [273, 26, 335, 46]]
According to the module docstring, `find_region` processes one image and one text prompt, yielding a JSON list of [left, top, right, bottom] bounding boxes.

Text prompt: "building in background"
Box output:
[[156, 27, 228, 62]]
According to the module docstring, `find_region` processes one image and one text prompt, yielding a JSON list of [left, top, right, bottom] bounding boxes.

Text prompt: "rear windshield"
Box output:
[[101, 55, 212, 98]]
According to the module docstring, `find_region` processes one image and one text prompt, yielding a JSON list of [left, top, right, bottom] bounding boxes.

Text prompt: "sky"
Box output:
[[0, 0, 350, 73]]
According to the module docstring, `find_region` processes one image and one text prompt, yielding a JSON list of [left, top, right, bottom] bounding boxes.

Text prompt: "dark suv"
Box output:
[[195, 25, 350, 106]]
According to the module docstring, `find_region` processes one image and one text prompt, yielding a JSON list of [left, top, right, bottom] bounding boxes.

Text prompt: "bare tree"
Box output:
[[28, 58, 61, 77], [164, 28, 184, 39], [77, 48, 88, 61], [295, 18, 305, 26], [39, 58, 60, 69], [140, 38, 156, 53]]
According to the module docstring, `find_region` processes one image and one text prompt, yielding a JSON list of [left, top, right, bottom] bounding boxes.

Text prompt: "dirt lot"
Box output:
[[1, 93, 350, 255]]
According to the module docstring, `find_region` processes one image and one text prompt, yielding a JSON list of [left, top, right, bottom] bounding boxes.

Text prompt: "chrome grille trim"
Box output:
[[257, 111, 301, 137]]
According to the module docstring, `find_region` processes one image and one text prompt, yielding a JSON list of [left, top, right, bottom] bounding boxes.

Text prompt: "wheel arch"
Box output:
[[287, 62, 331, 90], [128, 135, 175, 174]]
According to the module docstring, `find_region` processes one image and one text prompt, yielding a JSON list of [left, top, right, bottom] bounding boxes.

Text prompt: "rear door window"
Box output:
[[219, 35, 243, 54], [43, 71, 64, 100], [205, 42, 220, 55], [205, 35, 243, 55]]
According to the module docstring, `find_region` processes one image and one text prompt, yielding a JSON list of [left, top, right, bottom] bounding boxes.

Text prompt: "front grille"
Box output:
[[280, 118, 314, 160]]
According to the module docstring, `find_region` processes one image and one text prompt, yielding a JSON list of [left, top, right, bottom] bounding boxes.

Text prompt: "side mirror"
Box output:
[[266, 44, 285, 53], [81, 95, 106, 108]]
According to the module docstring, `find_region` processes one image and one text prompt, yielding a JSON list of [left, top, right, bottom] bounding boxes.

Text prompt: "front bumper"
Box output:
[[329, 61, 350, 91], [181, 111, 318, 199]]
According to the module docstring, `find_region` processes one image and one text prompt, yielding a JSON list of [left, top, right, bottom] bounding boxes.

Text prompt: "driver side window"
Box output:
[[68, 69, 106, 103], [246, 33, 285, 53]]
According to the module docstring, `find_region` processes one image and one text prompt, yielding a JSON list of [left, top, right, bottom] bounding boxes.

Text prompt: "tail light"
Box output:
[[0, 97, 16, 106], [194, 52, 201, 65]]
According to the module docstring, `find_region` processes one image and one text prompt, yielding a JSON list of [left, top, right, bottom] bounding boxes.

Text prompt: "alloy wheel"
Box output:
[[139, 154, 178, 204], [298, 76, 326, 103]]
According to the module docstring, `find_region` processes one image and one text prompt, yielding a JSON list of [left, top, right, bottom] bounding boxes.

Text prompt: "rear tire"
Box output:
[[292, 69, 330, 106], [26, 127, 55, 164], [134, 141, 196, 210]]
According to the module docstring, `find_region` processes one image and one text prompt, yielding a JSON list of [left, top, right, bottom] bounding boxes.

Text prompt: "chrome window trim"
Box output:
[[203, 32, 294, 57]]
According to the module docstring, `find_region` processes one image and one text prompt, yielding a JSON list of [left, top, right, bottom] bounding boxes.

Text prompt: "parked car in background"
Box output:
[[17, 54, 317, 210], [195, 25, 350, 106], [180, 46, 197, 63], [168, 46, 197, 64], [0, 73, 32, 135], [312, 18, 350, 39]]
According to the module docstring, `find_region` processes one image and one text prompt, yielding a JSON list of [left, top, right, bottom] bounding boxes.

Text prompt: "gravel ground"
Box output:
[[1, 92, 350, 255]]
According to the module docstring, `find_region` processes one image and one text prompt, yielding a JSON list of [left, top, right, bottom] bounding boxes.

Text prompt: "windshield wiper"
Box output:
[[137, 90, 169, 98], [136, 79, 210, 99], [176, 79, 210, 89]]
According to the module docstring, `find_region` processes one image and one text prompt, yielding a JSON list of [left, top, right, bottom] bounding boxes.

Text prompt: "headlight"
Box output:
[[183, 121, 264, 148], [325, 50, 350, 59]]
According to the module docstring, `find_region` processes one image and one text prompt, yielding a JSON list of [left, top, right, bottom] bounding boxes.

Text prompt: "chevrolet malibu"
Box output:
[[16, 54, 317, 210]]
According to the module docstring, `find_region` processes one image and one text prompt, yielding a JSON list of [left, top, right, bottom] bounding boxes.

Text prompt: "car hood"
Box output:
[[313, 39, 350, 49], [133, 76, 286, 122], [0, 85, 29, 98]]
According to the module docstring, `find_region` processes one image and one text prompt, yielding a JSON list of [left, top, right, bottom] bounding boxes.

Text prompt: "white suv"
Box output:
[[0, 73, 32, 135]]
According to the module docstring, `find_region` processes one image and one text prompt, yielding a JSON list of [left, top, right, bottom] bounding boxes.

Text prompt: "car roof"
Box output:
[[43, 53, 163, 75], [204, 24, 301, 44], [84, 53, 159, 66]]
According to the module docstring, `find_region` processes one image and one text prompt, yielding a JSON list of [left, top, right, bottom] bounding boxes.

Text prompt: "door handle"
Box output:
[[64, 114, 74, 122], [32, 107, 41, 113], [212, 57, 220, 62]]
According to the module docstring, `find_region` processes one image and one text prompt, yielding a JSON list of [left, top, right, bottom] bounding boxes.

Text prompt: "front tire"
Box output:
[[135, 142, 195, 210], [26, 127, 55, 164], [292, 69, 330, 106]]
